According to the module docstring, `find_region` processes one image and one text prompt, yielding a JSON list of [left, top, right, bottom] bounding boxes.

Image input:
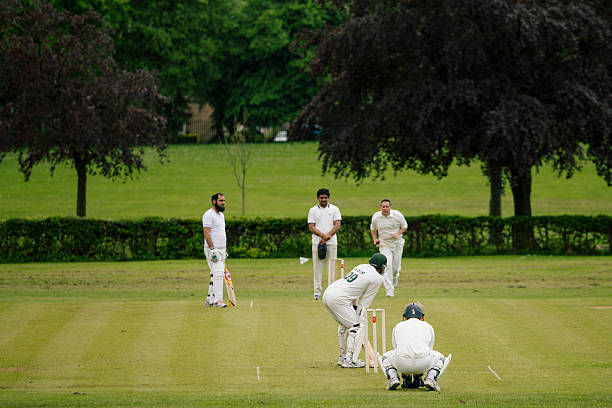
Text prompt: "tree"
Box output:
[[0, 0, 167, 217], [223, 115, 257, 216], [292, 0, 611, 247], [205, 0, 340, 141], [50, 0, 228, 137]]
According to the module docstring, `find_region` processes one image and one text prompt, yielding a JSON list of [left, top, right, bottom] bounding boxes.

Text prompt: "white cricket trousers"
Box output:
[[379, 239, 404, 296], [383, 349, 444, 376], [204, 247, 226, 304], [312, 244, 338, 297], [322, 289, 360, 358]]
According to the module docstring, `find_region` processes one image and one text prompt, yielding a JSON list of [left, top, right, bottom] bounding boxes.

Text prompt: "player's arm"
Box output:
[[309, 223, 329, 243], [327, 220, 341, 239], [370, 216, 380, 245], [203, 226, 214, 248], [392, 212, 408, 238], [391, 227, 407, 239], [370, 229, 379, 246], [358, 279, 382, 311]]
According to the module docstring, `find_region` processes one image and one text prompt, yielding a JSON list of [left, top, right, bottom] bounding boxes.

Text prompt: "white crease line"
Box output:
[[488, 365, 502, 380], [250, 300, 254, 309]]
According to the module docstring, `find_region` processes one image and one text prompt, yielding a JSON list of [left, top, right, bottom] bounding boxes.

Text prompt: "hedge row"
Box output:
[[0, 215, 610, 262]]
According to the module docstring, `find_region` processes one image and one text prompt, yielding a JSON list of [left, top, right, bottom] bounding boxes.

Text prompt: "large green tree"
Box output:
[[293, 0, 611, 230], [0, 0, 167, 217], [206, 0, 340, 141], [51, 0, 228, 136]]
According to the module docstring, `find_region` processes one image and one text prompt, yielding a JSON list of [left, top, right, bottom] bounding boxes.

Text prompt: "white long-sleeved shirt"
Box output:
[[391, 318, 435, 359], [323, 263, 383, 309]]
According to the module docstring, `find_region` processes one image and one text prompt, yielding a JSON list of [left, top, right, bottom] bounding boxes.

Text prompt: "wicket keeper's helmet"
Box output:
[[403, 302, 424, 320], [368, 253, 387, 269]]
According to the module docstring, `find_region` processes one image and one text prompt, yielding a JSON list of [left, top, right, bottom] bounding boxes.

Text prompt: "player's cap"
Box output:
[[368, 253, 387, 269]]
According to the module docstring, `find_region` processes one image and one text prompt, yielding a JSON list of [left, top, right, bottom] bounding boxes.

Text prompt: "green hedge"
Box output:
[[0, 215, 610, 262]]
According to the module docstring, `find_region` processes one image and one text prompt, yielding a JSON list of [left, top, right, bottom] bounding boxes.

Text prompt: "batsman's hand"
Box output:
[[210, 248, 222, 263], [353, 304, 363, 317]]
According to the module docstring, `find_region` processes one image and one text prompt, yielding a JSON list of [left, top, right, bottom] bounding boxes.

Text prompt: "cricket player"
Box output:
[[322, 253, 386, 368], [380, 303, 451, 391], [308, 188, 342, 300], [203, 193, 227, 307], [370, 199, 407, 297]]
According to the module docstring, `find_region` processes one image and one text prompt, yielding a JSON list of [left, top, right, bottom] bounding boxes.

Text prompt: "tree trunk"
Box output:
[[76, 160, 87, 217], [489, 166, 502, 217], [241, 166, 246, 216], [509, 170, 537, 251], [488, 164, 503, 248]]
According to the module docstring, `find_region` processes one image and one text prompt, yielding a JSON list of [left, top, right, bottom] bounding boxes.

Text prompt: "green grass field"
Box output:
[[1, 256, 611, 407], [1, 143, 610, 219]]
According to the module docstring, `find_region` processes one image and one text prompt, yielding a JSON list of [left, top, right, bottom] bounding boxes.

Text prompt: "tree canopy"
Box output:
[[50, 0, 338, 139], [205, 0, 340, 140], [292, 0, 612, 218], [0, 0, 167, 217]]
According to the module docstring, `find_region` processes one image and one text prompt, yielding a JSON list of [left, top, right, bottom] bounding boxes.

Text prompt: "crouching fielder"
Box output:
[[381, 303, 451, 391], [322, 254, 386, 368]]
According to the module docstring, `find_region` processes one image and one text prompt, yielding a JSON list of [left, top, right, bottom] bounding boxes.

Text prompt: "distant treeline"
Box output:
[[1, 216, 610, 263]]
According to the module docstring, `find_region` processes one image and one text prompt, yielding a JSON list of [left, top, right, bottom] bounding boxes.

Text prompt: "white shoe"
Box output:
[[424, 376, 440, 391], [353, 359, 365, 368], [214, 301, 227, 308], [205, 299, 214, 307], [386, 293, 394, 297], [337, 355, 344, 366], [386, 376, 400, 390], [341, 356, 362, 368], [313, 294, 320, 300]]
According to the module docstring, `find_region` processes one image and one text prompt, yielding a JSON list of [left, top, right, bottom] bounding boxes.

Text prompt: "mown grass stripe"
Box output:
[[26, 301, 115, 390], [1, 302, 79, 388]]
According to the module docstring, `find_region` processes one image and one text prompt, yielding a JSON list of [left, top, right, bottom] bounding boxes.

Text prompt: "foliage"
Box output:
[[0, 0, 167, 217], [223, 122, 257, 216], [292, 0, 612, 219], [49, 0, 229, 137], [1, 215, 610, 262], [205, 0, 341, 140]]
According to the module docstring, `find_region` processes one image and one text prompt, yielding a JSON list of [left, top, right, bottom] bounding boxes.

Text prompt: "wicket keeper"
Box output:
[[322, 253, 386, 368], [380, 302, 451, 391]]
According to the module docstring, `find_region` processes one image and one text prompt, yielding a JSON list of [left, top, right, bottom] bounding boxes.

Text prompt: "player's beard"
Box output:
[[215, 202, 225, 212]]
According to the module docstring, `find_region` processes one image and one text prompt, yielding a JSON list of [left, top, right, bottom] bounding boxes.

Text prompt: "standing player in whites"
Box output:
[[322, 253, 387, 368], [380, 302, 451, 391], [202, 193, 228, 307], [308, 188, 342, 300], [370, 199, 407, 297]]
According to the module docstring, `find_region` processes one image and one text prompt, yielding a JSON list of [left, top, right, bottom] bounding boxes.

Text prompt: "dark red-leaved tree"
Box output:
[[292, 0, 612, 249], [0, 0, 167, 217]]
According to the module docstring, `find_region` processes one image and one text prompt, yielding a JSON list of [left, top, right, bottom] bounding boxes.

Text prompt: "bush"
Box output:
[[0, 215, 610, 262]]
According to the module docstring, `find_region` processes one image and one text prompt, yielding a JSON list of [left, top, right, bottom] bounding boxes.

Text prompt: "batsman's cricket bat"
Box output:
[[224, 266, 237, 307], [362, 339, 375, 367]]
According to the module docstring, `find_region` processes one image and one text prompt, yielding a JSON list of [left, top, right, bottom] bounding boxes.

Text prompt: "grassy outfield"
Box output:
[[0, 256, 610, 407], [1, 143, 610, 219]]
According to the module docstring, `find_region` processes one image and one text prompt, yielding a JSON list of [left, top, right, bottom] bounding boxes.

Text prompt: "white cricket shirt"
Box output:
[[370, 209, 407, 245], [391, 319, 435, 359], [202, 208, 226, 248], [308, 203, 342, 245], [323, 263, 383, 309]]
